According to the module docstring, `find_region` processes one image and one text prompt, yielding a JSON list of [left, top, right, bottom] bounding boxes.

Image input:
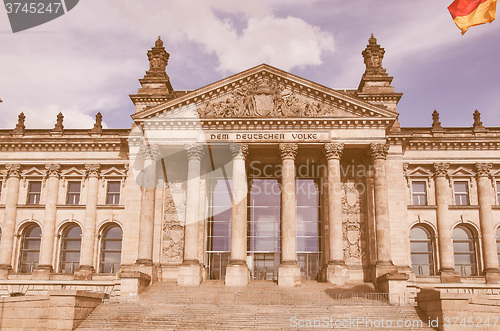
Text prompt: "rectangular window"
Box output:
[[106, 181, 121, 205], [497, 182, 500, 205], [454, 181, 469, 206], [27, 181, 42, 205], [412, 181, 427, 206], [66, 181, 81, 205]]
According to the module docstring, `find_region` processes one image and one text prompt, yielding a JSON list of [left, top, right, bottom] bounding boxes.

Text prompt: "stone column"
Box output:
[[35, 164, 61, 278], [475, 163, 500, 283], [178, 144, 204, 286], [370, 143, 395, 278], [324, 143, 347, 285], [136, 145, 159, 273], [0, 164, 21, 278], [76, 164, 100, 280], [278, 143, 301, 287], [225, 144, 250, 286], [433, 163, 460, 282]]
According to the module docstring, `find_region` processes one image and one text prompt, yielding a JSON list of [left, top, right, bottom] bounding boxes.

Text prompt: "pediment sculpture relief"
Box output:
[[197, 80, 358, 118]]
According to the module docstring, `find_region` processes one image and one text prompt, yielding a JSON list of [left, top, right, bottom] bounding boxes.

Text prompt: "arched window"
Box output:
[[99, 224, 122, 273], [410, 226, 434, 276], [19, 224, 42, 273], [453, 226, 477, 276], [496, 227, 500, 266], [59, 224, 82, 273]]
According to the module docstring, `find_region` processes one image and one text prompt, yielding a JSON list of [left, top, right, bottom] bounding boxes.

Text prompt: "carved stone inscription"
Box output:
[[342, 178, 367, 265]]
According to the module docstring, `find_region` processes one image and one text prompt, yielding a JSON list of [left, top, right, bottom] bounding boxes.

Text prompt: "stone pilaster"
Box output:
[[225, 144, 250, 287], [34, 164, 61, 279], [75, 164, 100, 280], [433, 163, 460, 282], [369, 143, 396, 278], [324, 143, 347, 285], [475, 163, 500, 283], [135, 145, 159, 280], [0, 164, 21, 278], [278, 143, 301, 287], [178, 144, 204, 286]]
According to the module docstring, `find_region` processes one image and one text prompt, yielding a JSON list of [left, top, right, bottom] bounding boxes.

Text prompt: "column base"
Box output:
[[278, 263, 301, 288], [0, 265, 12, 279], [326, 262, 348, 286], [177, 261, 203, 287], [74, 265, 94, 280], [32, 265, 52, 280], [225, 262, 250, 287], [439, 269, 461, 283], [485, 269, 500, 284]]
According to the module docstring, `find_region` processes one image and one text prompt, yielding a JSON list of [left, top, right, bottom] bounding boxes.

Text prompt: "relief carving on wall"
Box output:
[[161, 178, 186, 264], [341, 179, 367, 265], [198, 79, 359, 118]]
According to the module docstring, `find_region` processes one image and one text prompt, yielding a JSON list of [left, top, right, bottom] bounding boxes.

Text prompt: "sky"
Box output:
[[0, 0, 499, 129]]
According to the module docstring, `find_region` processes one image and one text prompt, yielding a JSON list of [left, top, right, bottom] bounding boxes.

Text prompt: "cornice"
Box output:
[[139, 117, 395, 131]]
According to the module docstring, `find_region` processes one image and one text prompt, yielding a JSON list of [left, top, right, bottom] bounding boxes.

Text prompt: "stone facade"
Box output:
[[0, 36, 499, 309]]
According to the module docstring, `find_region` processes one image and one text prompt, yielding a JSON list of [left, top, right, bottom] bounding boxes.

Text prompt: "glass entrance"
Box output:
[[247, 179, 281, 281]]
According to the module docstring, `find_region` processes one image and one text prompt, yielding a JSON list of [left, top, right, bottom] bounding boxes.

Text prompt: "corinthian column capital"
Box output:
[[475, 163, 492, 178], [230, 143, 249, 159], [185, 144, 204, 160], [85, 164, 101, 178], [141, 144, 160, 160], [6, 163, 21, 178], [369, 143, 389, 160], [279, 143, 298, 161], [433, 163, 450, 178], [324, 143, 344, 160], [45, 164, 61, 178]]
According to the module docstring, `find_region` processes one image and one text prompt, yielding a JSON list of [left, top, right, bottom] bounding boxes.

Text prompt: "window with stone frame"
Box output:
[[453, 226, 478, 276], [59, 224, 82, 273], [66, 181, 81, 205], [27, 181, 42, 205], [99, 224, 122, 273], [19, 224, 41, 273], [106, 181, 121, 205], [410, 226, 434, 276], [497, 181, 500, 205], [453, 181, 470, 206], [411, 181, 427, 206]]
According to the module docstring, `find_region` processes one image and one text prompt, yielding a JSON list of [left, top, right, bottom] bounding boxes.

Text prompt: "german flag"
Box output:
[[448, 0, 497, 34]]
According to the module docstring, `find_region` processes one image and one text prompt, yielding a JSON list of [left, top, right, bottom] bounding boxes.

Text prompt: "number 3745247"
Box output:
[[5, 2, 63, 14]]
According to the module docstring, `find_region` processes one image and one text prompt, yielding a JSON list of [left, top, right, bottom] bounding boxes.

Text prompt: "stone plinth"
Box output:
[[225, 263, 250, 287], [326, 263, 348, 286], [177, 263, 202, 286], [278, 263, 301, 288], [377, 272, 409, 305], [119, 271, 151, 301]]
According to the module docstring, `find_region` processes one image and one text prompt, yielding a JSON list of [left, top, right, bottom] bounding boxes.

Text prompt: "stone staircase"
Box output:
[[76, 281, 435, 330]]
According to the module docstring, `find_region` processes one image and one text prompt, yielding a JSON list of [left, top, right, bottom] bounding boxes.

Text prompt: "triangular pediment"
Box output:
[[407, 166, 433, 177], [61, 167, 85, 177], [101, 166, 126, 177], [449, 166, 475, 177], [132, 64, 398, 122], [21, 167, 45, 177]]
